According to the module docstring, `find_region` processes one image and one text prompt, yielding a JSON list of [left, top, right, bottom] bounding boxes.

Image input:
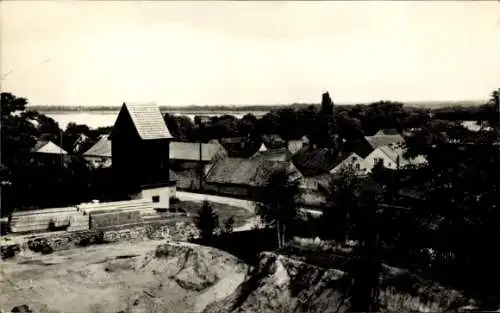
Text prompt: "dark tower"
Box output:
[[109, 102, 173, 196], [318, 92, 338, 152]]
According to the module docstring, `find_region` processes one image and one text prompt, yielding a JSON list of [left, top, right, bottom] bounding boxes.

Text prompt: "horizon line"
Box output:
[[27, 98, 488, 108]]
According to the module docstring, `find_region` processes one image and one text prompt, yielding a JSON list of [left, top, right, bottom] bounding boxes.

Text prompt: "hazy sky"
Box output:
[[1, 1, 499, 106]]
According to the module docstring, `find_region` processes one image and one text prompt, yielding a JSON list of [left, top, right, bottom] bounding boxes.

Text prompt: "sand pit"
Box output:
[[0, 241, 247, 313]]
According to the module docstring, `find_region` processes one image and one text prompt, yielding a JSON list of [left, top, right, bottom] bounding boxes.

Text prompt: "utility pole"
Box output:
[[199, 122, 203, 192], [60, 129, 64, 167]]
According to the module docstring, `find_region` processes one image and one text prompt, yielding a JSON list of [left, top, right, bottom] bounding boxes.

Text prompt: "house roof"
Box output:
[[169, 169, 177, 181], [220, 137, 245, 144], [31, 140, 67, 155], [206, 157, 291, 187], [116, 102, 173, 140], [364, 134, 405, 150], [251, 147, 291, 162], [261, 134, 286, 149], [330, 152, 366, 173], [375, 129, 400, 136], [287, 140, 305, 155], [292, 148, 351, 177], [170, 141, 226, 162], [83, 135, 111, 158]]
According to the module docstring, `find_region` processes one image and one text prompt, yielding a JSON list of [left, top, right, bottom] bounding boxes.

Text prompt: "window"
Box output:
[[152, 195, 160, 203], [355, 163, 361, 170], [374, 158, 384, 166]]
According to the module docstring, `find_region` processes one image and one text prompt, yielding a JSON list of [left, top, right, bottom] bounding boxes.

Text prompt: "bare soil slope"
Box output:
[[203, 252, 469, 313], [0, 241, 247, 313]]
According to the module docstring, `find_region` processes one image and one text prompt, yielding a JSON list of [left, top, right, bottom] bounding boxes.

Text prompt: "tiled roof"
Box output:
[[170, 141, 226, 162], [83, 135, 111, 158], [251, 147, 291, 162], [261, 134, 286, 149], [206, 157, 291, 187], [330, 152, 368, 173], [375, 129, 400, 136], [119, 102, 173, 140], [292, 148, 342, 176], [31, 140, 67, 155], [364, 134, 405, 149]]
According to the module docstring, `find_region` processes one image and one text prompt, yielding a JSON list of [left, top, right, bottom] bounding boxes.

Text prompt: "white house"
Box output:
[[329, 152, 369, 175], [364, 144, 427, 172]]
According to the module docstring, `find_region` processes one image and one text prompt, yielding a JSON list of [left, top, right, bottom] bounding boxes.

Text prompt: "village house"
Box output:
[[169, 140, 227, 191], [296, 173, 332, 209], [83, 134, 112, 168], [329, 152, 369, 175], [348, 129, 406, 158], [257, 134, 309, 156], [204, 156, 301, 198], [30, 137, 70, 165], [287, 136, 310, 154], [364, 144, 427, 172], [109, 102, 175, 210], [251, 147, 292, 162], [219, 136, 247, 156], [291, 146, 372, 209]]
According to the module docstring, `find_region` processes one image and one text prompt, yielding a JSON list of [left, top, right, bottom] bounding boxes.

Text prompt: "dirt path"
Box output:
[[176, 191, 323, 217], [176, 191, 255, 212]]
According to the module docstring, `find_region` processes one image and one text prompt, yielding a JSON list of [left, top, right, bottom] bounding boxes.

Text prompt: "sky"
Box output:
[[1, 1, 499, 107]]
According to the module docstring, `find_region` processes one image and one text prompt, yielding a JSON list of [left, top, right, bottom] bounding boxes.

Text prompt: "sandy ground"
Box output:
[[0, 240, 247, 313]]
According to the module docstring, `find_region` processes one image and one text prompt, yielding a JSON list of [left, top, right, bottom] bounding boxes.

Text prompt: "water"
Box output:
[[43, 111, 268, 130]]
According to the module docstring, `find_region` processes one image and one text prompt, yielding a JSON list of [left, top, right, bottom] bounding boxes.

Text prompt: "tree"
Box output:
[[255, 167, 300, 248], [195, 201, 219, 241], [321, 164, 384, 312], [221, 216, 235, 235], [1, 92, 28, 116]]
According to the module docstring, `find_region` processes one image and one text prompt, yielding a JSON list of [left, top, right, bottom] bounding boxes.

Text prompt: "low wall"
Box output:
[[1, 221, 199, 260]]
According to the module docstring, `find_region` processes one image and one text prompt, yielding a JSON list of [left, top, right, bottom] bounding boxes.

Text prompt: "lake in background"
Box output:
[[42, 110, 269, 130]]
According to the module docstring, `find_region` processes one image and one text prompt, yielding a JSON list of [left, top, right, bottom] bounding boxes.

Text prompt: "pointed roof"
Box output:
[[83, 135, 112, 158], [31, 140, 67, 155], [258, 143, 268, 152], [112, 102, 173, 140]]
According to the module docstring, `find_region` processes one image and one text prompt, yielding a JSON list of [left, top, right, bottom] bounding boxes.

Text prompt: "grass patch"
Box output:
[[171, 200, 254, 227]]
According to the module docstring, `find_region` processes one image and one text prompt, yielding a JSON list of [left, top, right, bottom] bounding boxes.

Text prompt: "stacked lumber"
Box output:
[[10, 207, 78, 233], [89, 210, 142, 230], [77, 199, 154, 215]]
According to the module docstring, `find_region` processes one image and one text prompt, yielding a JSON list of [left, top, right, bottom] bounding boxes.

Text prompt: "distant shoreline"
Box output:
[[28, 100, 486, 113]]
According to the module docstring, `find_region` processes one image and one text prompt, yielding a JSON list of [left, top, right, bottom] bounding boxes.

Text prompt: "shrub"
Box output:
[[169, 196, 180, 205], [195, 200, 219, 241]]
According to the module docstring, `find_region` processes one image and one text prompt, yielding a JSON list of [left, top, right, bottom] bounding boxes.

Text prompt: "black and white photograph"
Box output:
[[1, 1, 499, 312]]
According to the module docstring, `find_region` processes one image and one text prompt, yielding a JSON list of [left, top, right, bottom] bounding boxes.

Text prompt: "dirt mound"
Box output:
[[203, 252, 469, 313], [0, 241, 246, 313]]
